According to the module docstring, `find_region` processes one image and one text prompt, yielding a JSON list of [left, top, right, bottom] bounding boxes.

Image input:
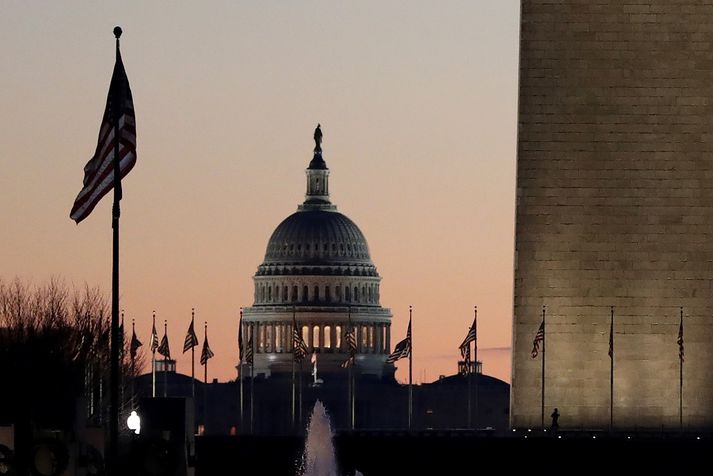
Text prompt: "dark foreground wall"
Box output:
[[195, 433, 713, 475]]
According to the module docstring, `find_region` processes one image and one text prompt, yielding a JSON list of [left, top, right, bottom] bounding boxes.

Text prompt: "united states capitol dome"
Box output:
[[242, 125, 392, 379], [261, 210, 373, 266]]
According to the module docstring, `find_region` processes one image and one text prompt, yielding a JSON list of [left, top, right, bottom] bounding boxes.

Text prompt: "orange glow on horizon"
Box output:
[[0, 1, 520, 384]]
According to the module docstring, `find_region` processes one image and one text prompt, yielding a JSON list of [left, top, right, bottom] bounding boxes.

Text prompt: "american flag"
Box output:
[[245, 334, 254, 365], [340, 315, 358, 368], [678, 313, 684, 363], [70, 44, 136, 223], [130, 321, 142, 360], [531, 320, 544, 359], [386, 319, 411, 364], [200, 335, 214, 366], [158, 328, 170, 359], [340, 353, 355, 369], [183, 318, 199, 354], [292, 312, 309, 363], [608, 311, 614, 359], [459, 311, 477, 363], [150, 314, 159, 353]]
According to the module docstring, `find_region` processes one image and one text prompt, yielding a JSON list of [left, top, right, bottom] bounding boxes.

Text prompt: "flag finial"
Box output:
[[113, 26, 122, 39]]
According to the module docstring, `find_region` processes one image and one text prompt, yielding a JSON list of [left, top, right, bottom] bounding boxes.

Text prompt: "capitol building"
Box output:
[[134, 127, 509, 435], [241, 126, 393, 378]]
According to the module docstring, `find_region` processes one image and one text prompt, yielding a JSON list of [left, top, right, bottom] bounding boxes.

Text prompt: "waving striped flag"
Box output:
[[386, 319, 411, 364], [130, 322, 142, 360], [200, 335, 214, 365], [292, 314, 309, 363], [158, 330, 170, 359], [183, 318, 199, 354], [245, 333, 254, 365], [70, 44, 137, 223], [608, 312, 614, 359], [459, 311, 477, 363], [531, 320, 544, 358], [678, 312, 684, 363], [340, 314, 358, 368], [150, 314, 159, 353]]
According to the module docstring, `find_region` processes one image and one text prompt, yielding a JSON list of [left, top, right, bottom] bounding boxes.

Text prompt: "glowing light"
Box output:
[[557, 435, 562, 439], [127, 411, 140, 435]]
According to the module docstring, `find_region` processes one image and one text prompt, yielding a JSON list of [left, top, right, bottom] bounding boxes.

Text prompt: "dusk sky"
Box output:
[[0, 1, 520, 384]]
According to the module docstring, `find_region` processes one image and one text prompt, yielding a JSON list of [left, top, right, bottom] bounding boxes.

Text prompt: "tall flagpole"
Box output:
[[679, 307, 684, 432], [204, 321, 209, 433], [191, 308, 196, 399], [349, 306, 355, 430], [467, 312, 472, 428], [541, 305, 545, 430], [348, 360, 353, 430], [239, 308, 244, 430], [131, 319, 136, 401], [473, 306, 478, 430], [299, 360, 304, 429], [292, 307, 296, 430], [610, 306, 614, 432], [152, 311, 156, 398], [250, 332, 255, 434], [408, 305, 413, 430], [163, 320, 168, 398], [109, 26, 124, 473]]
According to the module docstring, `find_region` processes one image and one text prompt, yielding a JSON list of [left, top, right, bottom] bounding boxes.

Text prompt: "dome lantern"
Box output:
[[301, 124, 334, 211]]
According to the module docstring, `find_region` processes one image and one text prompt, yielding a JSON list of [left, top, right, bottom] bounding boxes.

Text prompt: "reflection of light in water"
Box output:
[[298, 400, 338, 476]]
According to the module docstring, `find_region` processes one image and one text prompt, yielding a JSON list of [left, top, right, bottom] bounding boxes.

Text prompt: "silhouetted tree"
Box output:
[[0, 276, 143, 437]]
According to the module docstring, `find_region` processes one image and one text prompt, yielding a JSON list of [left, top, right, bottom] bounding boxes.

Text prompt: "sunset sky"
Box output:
[[0, 1, 520, 384]]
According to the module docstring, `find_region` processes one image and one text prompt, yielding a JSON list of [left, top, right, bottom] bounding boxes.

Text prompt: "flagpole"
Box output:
[[204, 321, 208, 433], [250, 334, 255, 434], [120, 311, 125, 425], [299, 360, 304, 429], [679, 307, 683, 432], [109, 27, 124, 474], [474, 306, 478, 430], [541, 305, 545, 431], [408, 305, 413, 430], [152, 311, 156, 398], [349, 306, 355, 430], [239, 308, 244, 431], [348, 363, 353, 430], [131, 319, 136, 400], [610, 306, 614, 432], [467, 307, 474, 429], [292, 307, 296, 431], [163, 320, 168, 398], [192, 309, 196, 398]]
